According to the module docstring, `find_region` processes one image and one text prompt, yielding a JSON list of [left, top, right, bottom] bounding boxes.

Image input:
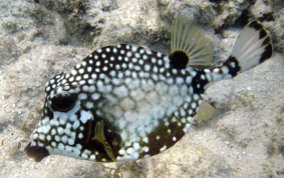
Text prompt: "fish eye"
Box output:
[[50, 93, 77, 112]]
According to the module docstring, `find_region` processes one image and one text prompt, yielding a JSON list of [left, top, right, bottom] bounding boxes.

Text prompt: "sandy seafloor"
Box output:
[[0, 0, 283, 177]]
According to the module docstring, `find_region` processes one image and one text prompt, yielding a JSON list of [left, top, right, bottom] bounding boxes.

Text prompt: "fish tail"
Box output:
[[229, 20, 273, 74], [205, 21, 273, 82]]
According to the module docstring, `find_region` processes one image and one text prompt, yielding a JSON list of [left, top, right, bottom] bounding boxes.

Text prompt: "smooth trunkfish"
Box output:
[[25, 16, 273, 162]]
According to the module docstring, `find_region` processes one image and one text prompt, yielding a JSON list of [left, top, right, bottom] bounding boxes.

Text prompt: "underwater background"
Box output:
[[0, 0, 283, 177]]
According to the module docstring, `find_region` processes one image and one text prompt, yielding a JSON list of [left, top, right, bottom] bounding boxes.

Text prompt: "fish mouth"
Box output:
[[25, 143, 50, 162]]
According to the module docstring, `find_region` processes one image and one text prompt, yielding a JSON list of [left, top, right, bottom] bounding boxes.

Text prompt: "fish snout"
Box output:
[[25, 142, 49, 162]]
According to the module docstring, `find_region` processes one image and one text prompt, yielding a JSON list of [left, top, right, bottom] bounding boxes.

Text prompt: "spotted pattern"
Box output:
[[26, 44, 236, 162]]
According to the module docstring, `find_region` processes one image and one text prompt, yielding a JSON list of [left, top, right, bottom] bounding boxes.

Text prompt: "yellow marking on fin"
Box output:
[[195, 101, 216, 124], [92, 121, 116, 161]]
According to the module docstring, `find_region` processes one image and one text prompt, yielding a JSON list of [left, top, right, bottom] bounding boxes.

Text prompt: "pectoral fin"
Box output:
[[92, 121, 116, 161]]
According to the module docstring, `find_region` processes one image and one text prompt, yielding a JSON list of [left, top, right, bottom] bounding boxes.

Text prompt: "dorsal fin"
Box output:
[[170, 16, 214, 68]]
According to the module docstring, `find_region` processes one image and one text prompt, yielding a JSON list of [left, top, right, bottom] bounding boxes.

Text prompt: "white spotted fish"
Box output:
[[25, 17, 272, 162]]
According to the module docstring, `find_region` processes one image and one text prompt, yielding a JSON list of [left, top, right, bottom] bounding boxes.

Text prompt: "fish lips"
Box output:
[[25, 143, 50, 162]]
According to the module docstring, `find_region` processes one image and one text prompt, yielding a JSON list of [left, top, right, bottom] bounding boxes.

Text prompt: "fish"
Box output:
[[24, 16, 273, 162]]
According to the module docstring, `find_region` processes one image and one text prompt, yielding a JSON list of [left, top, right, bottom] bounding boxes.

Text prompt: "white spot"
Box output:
[[127, 51, 132, 57], [78, 133, 83, 139], [87, 67, 92, 72], [61, 135, 68, 143], [103, 66, 108, 71], [142, 147, 149, 152], [90, 155, 96, 160], [91, 93, 100, 100], [97, 49, 102, 53], [132, 71, 138, 78], [132, 57, 138, 63], [88, 86, 95, 92], [119, 149, 126, 155], [63, 85, 70, 90], [172, 69, 178, 74], [193, 94, 199, 100], [55, 135, 60, 141], [131, 46, 138, 52], [139, 71, 145, 78], [79, 69, 84, 74], [45, 86, 51, 92], [89, 59, 94, 64], [125, 70, 131, 76], [230, 62, 236, 68], [138, 59, 144, 65], [128, 63, 134, 69], [68, 138, 75, 145], [110, 71, 117, 77], [78, 93, 87, 100], [32, 133, 39, 139], [57, 127, 64, 135], [85, 102, 94, 109], [61, 79, 67, 84], [153, 66, 159, 73], [143, 55, 148, 60], [88, 79, 95, 85], [38, 125, 51, 134], [80, 110, 93, 124], [126, 147, 134, 155], [160, 146, 167, 152], [134, 65, 141, 71], [76, 76, 82, 81], [191, 102, 197, 109], [51, 142, 56, 147], [79, 80, 86, 85], [72, 120, 80, 129], [83, 74, 89, 79], [122, 63, 127, 69], [91, 74, 97, 79], [133, 142, 140, 150], [143, 137, 149, 143], [186, 77, 192, 83], [221, 66, 229, 74], [176, 77, 184, 84], [96, 61, 101, 66], [82, 61, 87, 66], [146, 50, 152, 55], [51, 129, 56, 135], [213, 68, 220, 73]]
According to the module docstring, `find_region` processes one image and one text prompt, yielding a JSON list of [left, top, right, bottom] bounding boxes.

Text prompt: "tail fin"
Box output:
[[204, 21, 273, 84], [229, 21, 273, 74]]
